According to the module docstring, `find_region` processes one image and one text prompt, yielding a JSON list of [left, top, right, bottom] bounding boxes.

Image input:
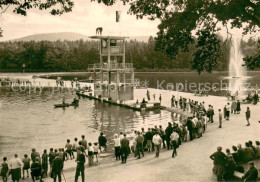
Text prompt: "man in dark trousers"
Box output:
[[145, 128, 153, 152], [49, 148, 56, 176], [31, 157, 44, 182], [170, 129, 179, 158], [75, 148, 86, 182], [81, 135, 87, 151], [210, 146, 228, 182], [165, 122, 173, 149], [42, 149, 48, 177], [31, 148, 40, 163], [52, 154, 63, 182], [186, 117, 193, 141], [159, 125, 166, 148], [120, 134, 129, 163], [242, 161, 258, 182], [135, 131, 144, 159]]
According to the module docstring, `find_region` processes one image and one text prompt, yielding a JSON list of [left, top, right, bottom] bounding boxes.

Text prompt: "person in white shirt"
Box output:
[[9, 154, 23, 182], [203, 114, 208, 133], [152, 132, 162, 157], [88, 143, 94, 166], [73, 138, 79, 155], [170, 130, 179, 158], [192, 116, 198, 126], [93, 143, 99, 163], [113, 134, 121, 160]]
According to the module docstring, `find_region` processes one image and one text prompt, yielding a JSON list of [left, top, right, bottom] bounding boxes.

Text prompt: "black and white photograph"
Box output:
[[0, 0, 260, 181]]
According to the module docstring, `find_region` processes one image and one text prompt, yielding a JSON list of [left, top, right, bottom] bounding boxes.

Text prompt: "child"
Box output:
[[88, 143, 94, 166], [93, 142, 99, 162], [22, 154, 30, 179], [1, 157, 9, 182], [65, 139, 74, 160]]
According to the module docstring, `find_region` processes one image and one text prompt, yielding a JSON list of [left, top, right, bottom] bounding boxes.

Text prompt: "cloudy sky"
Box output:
[[0, 0, 160, 41]]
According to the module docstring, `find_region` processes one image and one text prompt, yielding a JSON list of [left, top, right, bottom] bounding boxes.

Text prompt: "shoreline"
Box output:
[[1, 70, 260, 74]]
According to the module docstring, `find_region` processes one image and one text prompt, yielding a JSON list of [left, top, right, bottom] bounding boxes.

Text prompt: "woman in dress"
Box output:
[[236, 100, 241, 114]]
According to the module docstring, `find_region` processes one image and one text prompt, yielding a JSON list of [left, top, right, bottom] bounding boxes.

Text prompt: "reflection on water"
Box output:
[[0, 87, 173, 159]]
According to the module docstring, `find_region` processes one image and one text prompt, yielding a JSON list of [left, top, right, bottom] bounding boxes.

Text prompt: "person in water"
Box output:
[[62, 99, 65, 105]]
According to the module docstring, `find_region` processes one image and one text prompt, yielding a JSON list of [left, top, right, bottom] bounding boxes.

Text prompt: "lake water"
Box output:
[[1, 71, 260, 159], [0, 86, 173, 159]]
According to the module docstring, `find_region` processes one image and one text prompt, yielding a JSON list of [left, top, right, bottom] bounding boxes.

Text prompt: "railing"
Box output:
[[88, 63, 133, 70]]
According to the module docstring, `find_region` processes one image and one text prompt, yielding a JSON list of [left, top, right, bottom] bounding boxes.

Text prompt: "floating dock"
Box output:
[[76, 90, 162, 112]]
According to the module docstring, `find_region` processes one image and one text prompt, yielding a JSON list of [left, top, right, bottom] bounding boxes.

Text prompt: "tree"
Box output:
[[92, 0, 260, 73], [0, 0, 74, 37], [243, 39, 260, 70], [2, 1, 259, 72]]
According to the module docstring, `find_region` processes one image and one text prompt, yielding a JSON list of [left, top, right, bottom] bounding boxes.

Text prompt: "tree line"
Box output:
[[0, 36, 258, 72]]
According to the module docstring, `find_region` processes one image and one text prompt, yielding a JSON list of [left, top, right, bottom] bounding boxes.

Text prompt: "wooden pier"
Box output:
[[76, 90, 162, 112]]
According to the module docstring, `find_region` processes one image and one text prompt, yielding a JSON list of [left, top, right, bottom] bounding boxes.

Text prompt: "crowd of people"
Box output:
[[210, 140, 260, 181], [117, 123, 184, 161], [245, 92, 259, 105], [0, 133, 107, 182], [1, 90, 259, 182], [1, 116, 210, 182]]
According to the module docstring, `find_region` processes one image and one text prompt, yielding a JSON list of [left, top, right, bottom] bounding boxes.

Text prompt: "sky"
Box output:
[[0, 1, 258, 42], [0, 0, 160, 41]]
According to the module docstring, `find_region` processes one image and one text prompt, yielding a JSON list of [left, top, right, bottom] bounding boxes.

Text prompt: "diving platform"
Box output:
[[76, 90, 161, 112], [88, 35, 134, 101]]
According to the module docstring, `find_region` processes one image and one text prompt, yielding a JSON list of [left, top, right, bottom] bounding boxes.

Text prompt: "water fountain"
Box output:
[[228, 36, 247, 96]]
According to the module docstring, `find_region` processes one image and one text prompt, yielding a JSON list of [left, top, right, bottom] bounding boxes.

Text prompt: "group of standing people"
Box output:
[[0, 133, 108, 182], [112, 119, 207, 163], [222, 101, 252, 126], [146, 90, 162, 103], [0, 148, 63, 182], [171, 95, 208, 116], [112, 133, 131, 163]]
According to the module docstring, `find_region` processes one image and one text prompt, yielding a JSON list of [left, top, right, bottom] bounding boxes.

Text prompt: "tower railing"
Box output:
[[88, 63, 133, 71]]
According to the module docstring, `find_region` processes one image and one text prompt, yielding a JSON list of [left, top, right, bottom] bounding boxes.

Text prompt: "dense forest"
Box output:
[[0, 36, 258, 72]]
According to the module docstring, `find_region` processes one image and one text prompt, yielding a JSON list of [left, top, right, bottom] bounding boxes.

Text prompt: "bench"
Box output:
[[233, 171, 244, 179], [233, 157, 260, 180]]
